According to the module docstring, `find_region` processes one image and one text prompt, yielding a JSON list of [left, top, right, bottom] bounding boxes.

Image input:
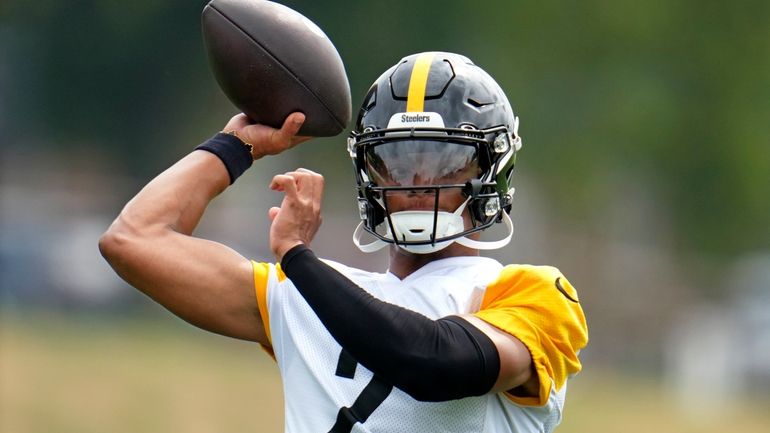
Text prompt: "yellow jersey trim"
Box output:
[[406, 53, 435, 112], [275, 263, 287, 282], [252, 260, 273, 346]]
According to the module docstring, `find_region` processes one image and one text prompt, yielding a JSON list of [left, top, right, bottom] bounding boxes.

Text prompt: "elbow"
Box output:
[[392, 362, 481, 402], [98, 229, 120, 263], [98, 217, 136, 265], [399, 381, 447, 403], [403, 372, 485, 403]]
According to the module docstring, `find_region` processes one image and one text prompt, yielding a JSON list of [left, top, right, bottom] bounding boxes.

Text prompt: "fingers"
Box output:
[[268, 112, 305, 149], [279, 113, 306, 141], [291, 168, 323, 203], [283, 113, 312, 147], [295, 168, 324, 212], [270, 168, 322, 186], [220, 112, 311, 159], [270, 169, 323, 203], [268, 206, 280, 221], [268, 168, 325, 260], [270, 169, 323, 218], [270, 112, 312, 150], [222, 113, 250, 132]]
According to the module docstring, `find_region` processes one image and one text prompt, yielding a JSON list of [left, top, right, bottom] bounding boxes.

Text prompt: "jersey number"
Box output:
[[328, 349, 393, 433]]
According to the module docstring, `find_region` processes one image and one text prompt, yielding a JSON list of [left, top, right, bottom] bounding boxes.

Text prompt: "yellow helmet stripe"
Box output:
[[406, 53, 435, 112]]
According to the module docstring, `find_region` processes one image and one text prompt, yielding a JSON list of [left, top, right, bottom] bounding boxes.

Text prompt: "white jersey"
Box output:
[[252, 256, 587, 433]]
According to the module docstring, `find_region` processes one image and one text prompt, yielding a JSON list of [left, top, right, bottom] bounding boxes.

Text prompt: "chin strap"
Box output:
[[353, 210, 514, 253], [454, 211, 513, 250], [353, 221, 389, 253]]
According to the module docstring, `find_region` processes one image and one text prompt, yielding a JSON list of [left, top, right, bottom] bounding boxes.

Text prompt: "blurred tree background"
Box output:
[[2, 0, 769, 432]]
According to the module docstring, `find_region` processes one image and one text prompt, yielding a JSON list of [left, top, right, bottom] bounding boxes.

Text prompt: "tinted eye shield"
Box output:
[[350, 127, 505, 185], [366, 141, 482, 188]]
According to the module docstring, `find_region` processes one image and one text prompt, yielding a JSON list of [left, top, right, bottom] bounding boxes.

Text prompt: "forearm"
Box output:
[[116, 150, 230, 236], [281, 245, 500, 402], [99, 148, 265, 342], [98, 115, 307, 343]]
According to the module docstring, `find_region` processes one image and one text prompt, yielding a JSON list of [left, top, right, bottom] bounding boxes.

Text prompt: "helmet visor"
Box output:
[[365, 140, 481, 187]]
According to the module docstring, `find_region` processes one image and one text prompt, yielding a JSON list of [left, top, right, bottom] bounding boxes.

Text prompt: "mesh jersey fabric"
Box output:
[[252, 255, 587, 433]]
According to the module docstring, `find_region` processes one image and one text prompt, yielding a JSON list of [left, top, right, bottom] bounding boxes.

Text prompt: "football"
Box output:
[[201, 0, 352, 136]]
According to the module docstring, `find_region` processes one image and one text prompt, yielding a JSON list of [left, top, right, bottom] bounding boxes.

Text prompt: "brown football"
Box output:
[[202, 0, 351, 136]]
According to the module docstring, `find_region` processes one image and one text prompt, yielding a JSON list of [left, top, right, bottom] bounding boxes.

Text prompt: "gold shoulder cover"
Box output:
[[475, 265, 589, 406]]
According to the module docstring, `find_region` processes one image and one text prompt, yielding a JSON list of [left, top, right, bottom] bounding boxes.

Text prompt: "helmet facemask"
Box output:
[[350, 126, 519, 254]]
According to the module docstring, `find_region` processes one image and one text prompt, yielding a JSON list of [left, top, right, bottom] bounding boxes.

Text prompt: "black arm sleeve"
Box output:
[[281, 244, 500, 402]]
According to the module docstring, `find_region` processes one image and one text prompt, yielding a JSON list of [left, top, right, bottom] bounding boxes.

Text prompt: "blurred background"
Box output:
[[2, 0, 769, 431]]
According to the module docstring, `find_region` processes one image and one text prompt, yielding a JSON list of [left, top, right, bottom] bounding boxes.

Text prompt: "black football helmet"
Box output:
[[348, 52, 522, 253]]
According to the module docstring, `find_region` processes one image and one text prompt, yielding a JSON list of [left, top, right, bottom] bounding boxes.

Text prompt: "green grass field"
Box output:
[[2, 312, 769, 433]]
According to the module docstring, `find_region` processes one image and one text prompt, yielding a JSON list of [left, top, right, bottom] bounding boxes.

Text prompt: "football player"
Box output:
[[100, 52, 588, 433]]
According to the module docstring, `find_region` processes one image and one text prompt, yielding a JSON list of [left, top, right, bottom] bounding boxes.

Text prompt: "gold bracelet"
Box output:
[[222, 130, 254, 155]]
